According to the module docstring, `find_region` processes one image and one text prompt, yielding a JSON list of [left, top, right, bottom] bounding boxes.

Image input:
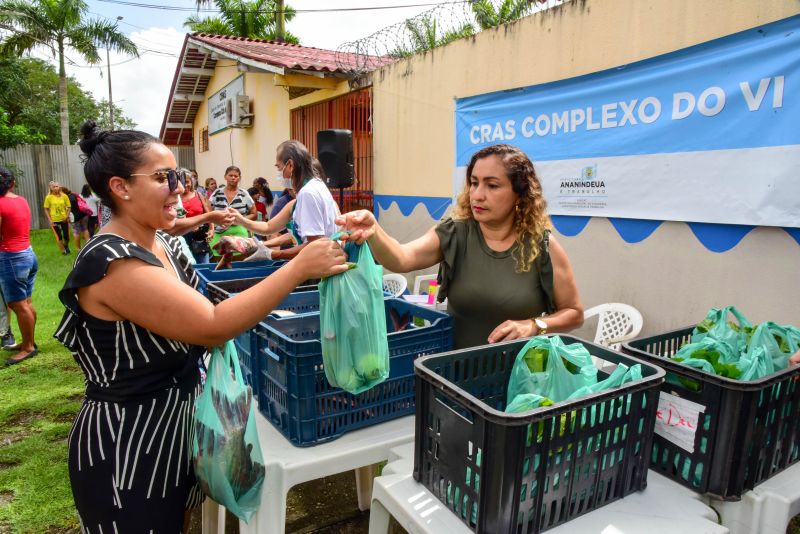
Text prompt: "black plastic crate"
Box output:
[[623, 327, 800, 500], [413, 335, 664, 533]]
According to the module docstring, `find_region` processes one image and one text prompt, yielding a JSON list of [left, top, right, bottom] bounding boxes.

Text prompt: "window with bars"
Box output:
[[290, 87, 374, 213], [198, 127, 209, 152]]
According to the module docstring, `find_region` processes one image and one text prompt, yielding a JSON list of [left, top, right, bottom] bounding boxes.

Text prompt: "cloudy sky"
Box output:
[[28, 0, 457, 136]]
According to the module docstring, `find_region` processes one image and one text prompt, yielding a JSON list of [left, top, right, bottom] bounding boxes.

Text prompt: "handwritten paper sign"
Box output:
[[654, 392, 705, 453]]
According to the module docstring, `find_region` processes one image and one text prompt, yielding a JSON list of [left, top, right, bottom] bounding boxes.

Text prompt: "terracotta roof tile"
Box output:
[[191, 33, 395, 73]]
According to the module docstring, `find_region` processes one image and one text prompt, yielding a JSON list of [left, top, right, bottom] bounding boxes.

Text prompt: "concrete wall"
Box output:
[[371, 0, 800, 334], [191, 62, 355, 192], [193, 60, 291, 191]]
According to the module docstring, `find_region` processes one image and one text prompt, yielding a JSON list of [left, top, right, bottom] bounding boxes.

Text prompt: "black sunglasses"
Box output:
[[129, 169, 187, 192]]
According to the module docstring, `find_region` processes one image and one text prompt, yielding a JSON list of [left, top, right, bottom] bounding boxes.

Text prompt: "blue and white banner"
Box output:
[[455, 16, 800, 228]]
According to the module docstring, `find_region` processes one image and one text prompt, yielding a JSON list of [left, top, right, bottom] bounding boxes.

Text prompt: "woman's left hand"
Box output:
[[488, 319, 535, 344]]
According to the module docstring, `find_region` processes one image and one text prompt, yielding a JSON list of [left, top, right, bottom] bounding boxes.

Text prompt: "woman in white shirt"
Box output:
[[232, 140, 340, 260]]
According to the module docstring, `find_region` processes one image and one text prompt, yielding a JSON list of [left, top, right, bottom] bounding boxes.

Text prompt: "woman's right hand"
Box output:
[[294, 239, 349, 279], [335, 210, 377, 244], [207, 209, 236, 230]]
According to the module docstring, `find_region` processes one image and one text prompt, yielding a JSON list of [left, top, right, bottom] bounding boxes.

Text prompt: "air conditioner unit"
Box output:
[[231, 94, 253, 127]]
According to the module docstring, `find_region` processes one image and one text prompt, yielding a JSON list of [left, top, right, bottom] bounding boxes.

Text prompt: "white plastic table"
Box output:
[[401, 294, 448, 312], [369, 443, 729, 534], [710, 462, 800, 534], [202, 414, 414, 534]]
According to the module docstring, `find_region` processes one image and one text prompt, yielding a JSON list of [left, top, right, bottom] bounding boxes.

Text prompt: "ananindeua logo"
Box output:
[[556, 165, 607, 211]]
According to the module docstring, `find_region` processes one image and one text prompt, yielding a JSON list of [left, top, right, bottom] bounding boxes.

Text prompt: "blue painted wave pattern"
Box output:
[[374, 195, 452, 220], [375, 196, 798, 253]]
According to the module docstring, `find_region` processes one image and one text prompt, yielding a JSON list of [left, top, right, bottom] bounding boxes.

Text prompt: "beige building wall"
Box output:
[[192, 64, 356, 191], [193, 60, 291, 190], [372, 0, 800, 333]]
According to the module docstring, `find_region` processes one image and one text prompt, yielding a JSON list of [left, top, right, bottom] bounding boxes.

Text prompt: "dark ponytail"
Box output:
[[78, 119, 158, 212], [0, 167, 15, 197]]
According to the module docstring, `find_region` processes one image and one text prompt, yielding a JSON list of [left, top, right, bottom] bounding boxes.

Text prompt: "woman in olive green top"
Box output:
[[337, 144, 584, 349]]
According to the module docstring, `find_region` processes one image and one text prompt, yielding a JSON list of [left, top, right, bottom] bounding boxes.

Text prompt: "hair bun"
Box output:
[[78, 119, 104, 157]]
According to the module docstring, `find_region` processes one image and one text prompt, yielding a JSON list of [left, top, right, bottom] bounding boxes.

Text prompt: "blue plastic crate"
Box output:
[[195, 265, 283, 295], [254, 298, 453, 446], [207, 284, 385, 314], [205, 276, 320, 389], [194, 259, 284, 271]]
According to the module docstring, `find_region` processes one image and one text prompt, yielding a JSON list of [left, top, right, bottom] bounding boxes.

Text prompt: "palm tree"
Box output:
[[0, 0, 138, 145], [186, 0, 299, 43], [471, 0, 533, 30], [391, 16, 474, 58]]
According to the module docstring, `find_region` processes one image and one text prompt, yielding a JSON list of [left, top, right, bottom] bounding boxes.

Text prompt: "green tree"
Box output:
[[0, 57, 136, 144], [390, 16, 474, 58], [186, 0, 300, 43], [0, 106, 43, 149], [95, 99, 137, 131], [0, 0, 138, 145], [471, 0, 533, 30]]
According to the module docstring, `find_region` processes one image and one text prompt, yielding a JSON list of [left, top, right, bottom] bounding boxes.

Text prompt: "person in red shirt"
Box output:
[[180, 173, 213, 263], [0, 166, 38, 365]]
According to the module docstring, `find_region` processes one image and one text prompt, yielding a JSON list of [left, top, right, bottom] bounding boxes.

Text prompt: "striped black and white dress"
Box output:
[[55, 232, 206, 533]]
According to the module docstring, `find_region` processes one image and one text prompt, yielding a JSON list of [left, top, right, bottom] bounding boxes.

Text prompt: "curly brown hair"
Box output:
[[452, 144, 550, 273]]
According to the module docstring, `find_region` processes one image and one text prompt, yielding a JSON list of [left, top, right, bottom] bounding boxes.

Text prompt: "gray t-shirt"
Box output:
[[435, 217, 554, 349]]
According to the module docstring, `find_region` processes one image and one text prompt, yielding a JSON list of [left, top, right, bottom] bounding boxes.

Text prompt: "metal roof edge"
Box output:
[[159, 34, 191, 142]]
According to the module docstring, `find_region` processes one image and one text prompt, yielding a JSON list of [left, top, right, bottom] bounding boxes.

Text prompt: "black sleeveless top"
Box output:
[[436, 217, 555, 349], [54, 231, 206, 401], [54, 231, 206, 533]]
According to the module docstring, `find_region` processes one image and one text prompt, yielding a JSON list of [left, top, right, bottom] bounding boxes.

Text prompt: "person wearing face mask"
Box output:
[[232, 142, 339, 260]]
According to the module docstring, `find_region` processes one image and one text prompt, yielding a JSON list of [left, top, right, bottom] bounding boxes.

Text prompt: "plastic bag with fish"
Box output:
[[212, 236, 261, 269], [192, 341, 265, 522]]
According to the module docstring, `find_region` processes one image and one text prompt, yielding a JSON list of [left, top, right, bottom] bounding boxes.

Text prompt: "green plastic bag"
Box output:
[[674, 309, 800, 383], [506, 335, 642, 413], [691, 306, 753, 355], [319, 233, 390, 394], [505, 335, 597, 406], [193, 341, 265, 523]]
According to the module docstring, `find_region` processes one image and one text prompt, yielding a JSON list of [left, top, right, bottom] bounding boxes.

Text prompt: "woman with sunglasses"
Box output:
[[54, 120, 348, 533]]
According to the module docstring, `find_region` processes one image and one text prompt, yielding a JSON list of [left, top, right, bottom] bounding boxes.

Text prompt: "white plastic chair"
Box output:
[[583, 303, 643, 350], [382, 273, 407, 297], [413, 274, 437, 295]]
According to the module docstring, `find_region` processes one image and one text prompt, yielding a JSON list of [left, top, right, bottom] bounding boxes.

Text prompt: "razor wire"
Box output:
[[335, 0, 568, 75]]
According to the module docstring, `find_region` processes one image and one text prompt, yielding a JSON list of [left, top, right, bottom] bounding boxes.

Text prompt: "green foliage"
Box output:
[[389, 16, 474, 58], [471, 0, 534, 30], [186, 0, 300, 43], [0, 229, 85, 532], [0, 0, 139, 144], [0, 57, 135, 145], [674, 348, 743, 385], [95, 98, 138, 131], [0, 106, 43, 149]]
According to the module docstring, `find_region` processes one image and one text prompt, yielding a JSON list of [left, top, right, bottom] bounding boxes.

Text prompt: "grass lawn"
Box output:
[[0, 229, 83, 532], [1, 230, 799, 534]]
